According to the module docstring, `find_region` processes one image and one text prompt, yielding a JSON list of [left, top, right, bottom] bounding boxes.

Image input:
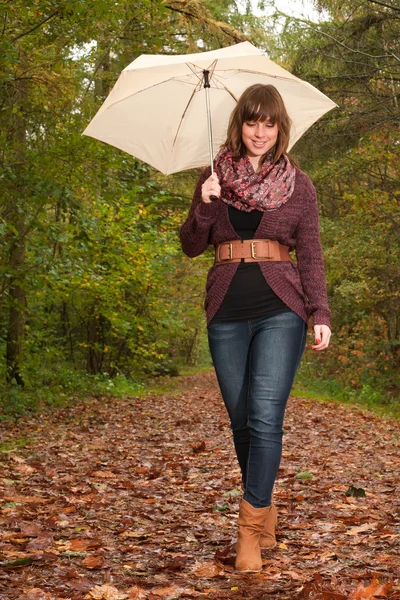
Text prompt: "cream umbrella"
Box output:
[[83, 41, 337, 175]]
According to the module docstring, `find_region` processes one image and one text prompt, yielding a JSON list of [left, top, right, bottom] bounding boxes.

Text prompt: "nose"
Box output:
[[254, 123, 265, 137]]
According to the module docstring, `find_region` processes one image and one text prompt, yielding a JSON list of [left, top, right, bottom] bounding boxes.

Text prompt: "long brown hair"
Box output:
[[224, 84, 295, 165]]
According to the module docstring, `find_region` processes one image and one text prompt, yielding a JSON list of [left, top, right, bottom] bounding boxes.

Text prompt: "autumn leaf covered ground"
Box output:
[[0, 371, 399, 600]]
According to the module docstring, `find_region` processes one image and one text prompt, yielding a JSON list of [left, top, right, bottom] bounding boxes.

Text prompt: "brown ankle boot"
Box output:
[[235, 499, 272, 572], [259, 503, 277, 549]]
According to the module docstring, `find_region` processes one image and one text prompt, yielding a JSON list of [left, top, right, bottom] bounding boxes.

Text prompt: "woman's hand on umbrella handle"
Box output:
[[312, 324, 331, 351], [201, 173, 221, 203]]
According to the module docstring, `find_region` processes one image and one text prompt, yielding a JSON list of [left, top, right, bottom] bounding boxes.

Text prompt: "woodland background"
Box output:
[[0, 0, 399, 419]]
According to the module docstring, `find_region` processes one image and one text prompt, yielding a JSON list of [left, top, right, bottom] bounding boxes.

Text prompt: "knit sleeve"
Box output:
[[295, 178, 331, 328], [179, 167, 219, 258]]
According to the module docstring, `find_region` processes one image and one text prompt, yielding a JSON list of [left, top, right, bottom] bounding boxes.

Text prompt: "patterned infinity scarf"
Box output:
[[214, 147, 296, 212]]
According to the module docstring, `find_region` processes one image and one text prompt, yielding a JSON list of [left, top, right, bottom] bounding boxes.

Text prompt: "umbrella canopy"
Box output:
[[83, 41, 337, 175]]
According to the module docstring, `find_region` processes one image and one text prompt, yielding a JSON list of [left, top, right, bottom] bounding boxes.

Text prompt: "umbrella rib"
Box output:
[[209, 76, 239, 102], [216, 68, 299, 82], [99, 76, 198, 112], [170, 85, 199, 163], [186, 62, 205, 85]]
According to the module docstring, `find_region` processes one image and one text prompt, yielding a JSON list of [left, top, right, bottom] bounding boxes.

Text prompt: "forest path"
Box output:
[[0, 371, 399, 600]]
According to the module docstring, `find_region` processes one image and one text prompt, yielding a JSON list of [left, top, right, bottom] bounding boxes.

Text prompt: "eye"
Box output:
[[245, 122, 256, 127]]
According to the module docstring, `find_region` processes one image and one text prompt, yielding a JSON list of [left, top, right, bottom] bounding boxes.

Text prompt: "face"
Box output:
[[241, 118, 279, 166]]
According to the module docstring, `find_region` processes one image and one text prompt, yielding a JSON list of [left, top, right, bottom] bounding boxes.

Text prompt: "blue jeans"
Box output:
[[208, 311, 307, 508]]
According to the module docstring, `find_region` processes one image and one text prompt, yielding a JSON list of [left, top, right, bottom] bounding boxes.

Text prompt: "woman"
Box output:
[[179, 84, 331, 573]]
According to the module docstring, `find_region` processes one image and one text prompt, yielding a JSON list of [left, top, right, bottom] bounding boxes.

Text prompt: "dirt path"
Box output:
[[0, 371, 399, 600]]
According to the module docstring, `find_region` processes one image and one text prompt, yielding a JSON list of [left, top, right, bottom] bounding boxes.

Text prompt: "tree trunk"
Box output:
[[6, 218, 27, 386], [5, 69, 27, 386]]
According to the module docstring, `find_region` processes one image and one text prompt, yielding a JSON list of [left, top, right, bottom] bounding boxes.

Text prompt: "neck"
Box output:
[[248, 155, 262, 172]]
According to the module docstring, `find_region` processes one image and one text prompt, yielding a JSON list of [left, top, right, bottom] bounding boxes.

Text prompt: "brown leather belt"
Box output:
[[214, 239, 291, 264]]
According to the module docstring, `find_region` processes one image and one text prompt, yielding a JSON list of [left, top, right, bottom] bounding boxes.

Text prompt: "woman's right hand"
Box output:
[[201, 173, 221, 203]]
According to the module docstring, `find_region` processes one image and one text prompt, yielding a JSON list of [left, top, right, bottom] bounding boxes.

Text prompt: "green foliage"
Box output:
[[214, 502, 230, 512], [346, 485, 366, 498], [294, 356, 400, 419], [0, 360, 147, 421], [295, 471, 314, 480], [265, 0, 400, 407], [0, 0, 255, 417], [0, 0, 398, 419]]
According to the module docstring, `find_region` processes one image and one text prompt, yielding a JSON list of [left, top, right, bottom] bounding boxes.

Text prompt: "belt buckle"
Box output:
[[250, 240, 271, 260], [217, 242, 233, 262]]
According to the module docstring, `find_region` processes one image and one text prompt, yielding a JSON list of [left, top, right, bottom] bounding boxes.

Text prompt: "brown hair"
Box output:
[[224, 84, 294, 165]]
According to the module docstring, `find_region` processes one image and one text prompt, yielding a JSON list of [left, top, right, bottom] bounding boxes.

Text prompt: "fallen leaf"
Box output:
[[126, 586, 147, 599], [302, 574, 347, 600], [348, 579, 394, 599], [68, 578, 93, 593], [15, 463, 36, 475], [192, 560, 223, 577], [20, 523, 42, 537], [85, 584, 128, 599], [62, 538, 100, 551], [278, 542, 288, 549], [191, 440, 206, 453], [214, 544, 235, 566], [91, 470, 116, 478], [135, 467, 149, 475], [82, 554, 104, 569], [119, 531, 152, 539], [62, 505, 77, 514], [347, 522, 378, 536], [151, 586, 186, 599], [12, 455, 28, 463], [26, 536, 53, 550], [286, 570, 304, 580], [21, 589, 55, 600]]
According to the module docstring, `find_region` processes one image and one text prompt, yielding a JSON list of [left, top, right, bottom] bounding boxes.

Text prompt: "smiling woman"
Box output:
[[179, 82, 331, 574]]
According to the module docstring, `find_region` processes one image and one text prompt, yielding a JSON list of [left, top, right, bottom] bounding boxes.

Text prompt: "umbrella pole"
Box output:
[[203, 70, 214, 176]]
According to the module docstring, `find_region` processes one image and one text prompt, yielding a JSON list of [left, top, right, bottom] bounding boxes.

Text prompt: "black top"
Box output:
[[210, 206, 291, 323]]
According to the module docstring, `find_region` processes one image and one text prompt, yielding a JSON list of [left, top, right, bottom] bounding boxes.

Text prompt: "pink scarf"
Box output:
[[214, 147, 296, 212]]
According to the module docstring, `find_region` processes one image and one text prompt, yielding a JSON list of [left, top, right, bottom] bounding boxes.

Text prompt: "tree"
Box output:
[[257, 0, 399, 396], [0, 0, 264, 401]]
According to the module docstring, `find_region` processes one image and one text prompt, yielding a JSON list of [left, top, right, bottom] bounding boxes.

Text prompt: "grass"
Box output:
[[1, 359, 398, 428], [292, 379, 400, 421], [0, 436, 32, 454], [0, 363, 213, 424]]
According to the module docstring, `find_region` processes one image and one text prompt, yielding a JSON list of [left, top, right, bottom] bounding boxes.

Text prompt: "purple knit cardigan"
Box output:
[[180, 167, 331, 328]]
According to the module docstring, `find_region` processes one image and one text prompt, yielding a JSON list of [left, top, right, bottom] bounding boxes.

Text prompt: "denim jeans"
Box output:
[[208, 311, 307, 508]]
